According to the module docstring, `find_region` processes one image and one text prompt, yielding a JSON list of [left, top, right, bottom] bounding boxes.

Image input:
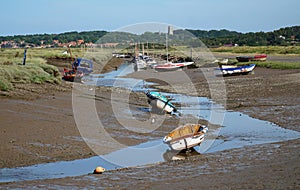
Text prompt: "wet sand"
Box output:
[[0, 57, 299, 189]]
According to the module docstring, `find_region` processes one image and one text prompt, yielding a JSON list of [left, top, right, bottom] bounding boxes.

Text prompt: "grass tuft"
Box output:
[[0, 62, 61, 91], [237, 61, 300, 69], [210, 46, 300, 55]]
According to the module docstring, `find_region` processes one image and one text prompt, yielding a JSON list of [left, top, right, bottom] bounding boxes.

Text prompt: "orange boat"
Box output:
[[252, 54, 267, 61], [236, 54, 267, 62], [62, 68, 83, 82]]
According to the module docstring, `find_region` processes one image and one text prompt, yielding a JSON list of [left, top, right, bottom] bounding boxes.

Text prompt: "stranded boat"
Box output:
[[163, 124, 208, 151], [62, 58, 93, 82], [252, 54, 267, 61], [236, 54, 267, 62], [72, 58, 93, 75], [146, 91, 177, 114], [216, 64, 256, 76], [62, 68, 83, 82], [153, 62, 194, 72], [153, 63, 182, 71]]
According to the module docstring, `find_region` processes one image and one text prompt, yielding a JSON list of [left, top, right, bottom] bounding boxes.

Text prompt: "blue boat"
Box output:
[[72, 58, 93, 75], [146, 91, 177, 113], [216, 64, 256, 76]]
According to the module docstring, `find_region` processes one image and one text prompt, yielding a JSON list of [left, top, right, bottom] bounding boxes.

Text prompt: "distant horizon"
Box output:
[[1, 25, 299, 37], [1, 0, 299, 37]]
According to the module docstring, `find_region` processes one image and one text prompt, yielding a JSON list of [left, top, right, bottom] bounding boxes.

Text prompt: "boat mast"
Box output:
[[166, 33, 168, 62]]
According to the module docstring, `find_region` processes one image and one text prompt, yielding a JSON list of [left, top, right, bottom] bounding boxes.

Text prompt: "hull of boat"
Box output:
[[154, 64, 181, 71], [153, 62, 194, 72], [237, 54, 267, 62], [150, 98, 175, 113], [168, 134, 205, 150], [146, 91, 177, 113], [163, 124, 208, 151], [62, 69, 83, 82], [236, 56, 252, 62], [217, 64, 256, 75], [253, 54, 267, 61], [135, 59, 147, 69]]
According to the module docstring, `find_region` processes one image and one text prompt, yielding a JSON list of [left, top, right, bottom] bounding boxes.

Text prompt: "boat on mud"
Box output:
[[146, 91, 177, 114], [153, 30, 194, 72], [252, 54, 267, 61], [72, 58, 93, 75], [62, 58, 93, 82], [216, 63, 256, 76], [236, 54, 267, 62], [213, 58, 229, 64], [62, 68, 84, 82], [132, 53, 158, 70], [236, 56, 253, 62], [163, 124, 208, 151], [153, 62, 194, 72], [153, 63, 182, 71]]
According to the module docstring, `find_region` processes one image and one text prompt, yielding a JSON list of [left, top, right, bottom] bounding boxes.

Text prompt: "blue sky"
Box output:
[[1, 0, 299, 36]]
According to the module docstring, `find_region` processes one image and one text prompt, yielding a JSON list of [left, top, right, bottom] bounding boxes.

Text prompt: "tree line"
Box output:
[[187, 26, 300, 46], [0, 26, 299, 48]]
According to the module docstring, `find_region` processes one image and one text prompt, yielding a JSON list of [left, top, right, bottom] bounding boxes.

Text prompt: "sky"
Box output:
[[1, 0, 299, 36]]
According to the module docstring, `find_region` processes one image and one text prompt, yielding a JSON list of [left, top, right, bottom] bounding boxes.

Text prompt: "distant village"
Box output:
[[1, 36, 297, 49], [0, 39, 120, 49]]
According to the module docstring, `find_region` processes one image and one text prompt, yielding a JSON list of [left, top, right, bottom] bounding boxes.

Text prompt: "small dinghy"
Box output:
[[146, 91, 177, 114], [163, 124, 208, 151]]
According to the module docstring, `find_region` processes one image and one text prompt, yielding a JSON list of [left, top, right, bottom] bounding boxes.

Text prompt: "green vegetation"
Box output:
[[237, 61, 300, 69], [0, 62, 61, 91], [0, 48, 85, 62], [0, 49, 64, 91], [210, 46, 300, 55], [0, 31, 107, 47], [1, 39, 299, 92], [1, 26, 299, 48], [190, 26, 300, 47]]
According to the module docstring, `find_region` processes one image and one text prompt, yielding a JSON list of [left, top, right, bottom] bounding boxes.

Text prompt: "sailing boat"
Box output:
[[133, 43, 147, 70], [153, 30, 194, 71], [133, 42, 158, 70]]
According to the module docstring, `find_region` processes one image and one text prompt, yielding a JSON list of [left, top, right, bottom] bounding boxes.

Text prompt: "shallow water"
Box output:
[[85, 63, 148, 91], [1, 63, 299, 183]]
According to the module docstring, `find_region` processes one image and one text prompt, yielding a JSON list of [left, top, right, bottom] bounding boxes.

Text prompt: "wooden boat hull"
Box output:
[[163, 124, 208, 151]]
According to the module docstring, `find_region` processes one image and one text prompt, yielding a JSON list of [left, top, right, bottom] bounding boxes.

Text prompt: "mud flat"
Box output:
[[0, 58, 299, 189]]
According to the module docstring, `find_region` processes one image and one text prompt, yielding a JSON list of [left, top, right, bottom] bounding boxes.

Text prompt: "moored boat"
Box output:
[[153, 61, 194, 72], [236, 54, 267, 62], [72, 58, 93, 75], [146, 91, 177, 114], [62, 68, 83, 82], [252, 54, 267, 61], [163, 124, 208, 151], [153, 63, 182, 71], [236, 56, 253, 62], [216, 64, 256, 76]]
